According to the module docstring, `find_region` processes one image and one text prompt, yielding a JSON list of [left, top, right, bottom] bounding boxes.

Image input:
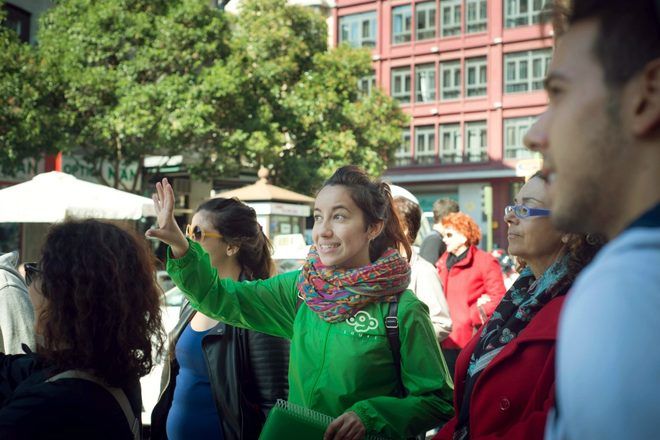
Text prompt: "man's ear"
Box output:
[[631, 58, 660, 137]]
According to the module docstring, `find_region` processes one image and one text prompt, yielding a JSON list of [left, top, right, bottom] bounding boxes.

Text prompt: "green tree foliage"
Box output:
[[231, 0, 407, 191], [13, 0, 406, 192], [37, 0, 232, 189], [0, 5, 59, 176]]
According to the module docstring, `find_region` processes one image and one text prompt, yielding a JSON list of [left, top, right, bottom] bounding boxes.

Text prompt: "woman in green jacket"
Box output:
[[147, 165, 454, 439]]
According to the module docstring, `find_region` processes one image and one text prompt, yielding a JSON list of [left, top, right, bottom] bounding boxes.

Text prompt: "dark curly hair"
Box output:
[[196, 197, 275, 280], [36, 220, 165, 387], [322, 165, 411, 262]]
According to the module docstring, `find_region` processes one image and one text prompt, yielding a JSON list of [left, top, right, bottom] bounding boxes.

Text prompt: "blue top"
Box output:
[[166, 322, 224, 440], [545, 203, 660, 440]]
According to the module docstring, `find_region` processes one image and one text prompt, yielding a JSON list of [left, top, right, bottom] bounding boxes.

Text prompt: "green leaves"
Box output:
[[0, 22, 59, 176]]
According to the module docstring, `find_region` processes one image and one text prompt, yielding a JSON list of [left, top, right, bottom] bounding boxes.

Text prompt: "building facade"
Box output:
[[334, 0, 551, 249], [2, 0, 53, 44]]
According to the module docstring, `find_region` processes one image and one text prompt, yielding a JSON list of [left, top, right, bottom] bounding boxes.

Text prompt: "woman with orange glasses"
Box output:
[[151, 198, 290, 440]]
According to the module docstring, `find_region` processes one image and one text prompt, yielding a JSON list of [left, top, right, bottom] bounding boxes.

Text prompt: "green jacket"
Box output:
[[167, 241, 454, 438]]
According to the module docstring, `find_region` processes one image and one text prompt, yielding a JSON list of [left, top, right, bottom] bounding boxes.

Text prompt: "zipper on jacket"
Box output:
[[307, 324, 332, 404]]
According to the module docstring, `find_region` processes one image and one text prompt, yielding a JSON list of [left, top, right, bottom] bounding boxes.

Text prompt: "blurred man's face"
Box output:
[[525, 19, 629, 236]]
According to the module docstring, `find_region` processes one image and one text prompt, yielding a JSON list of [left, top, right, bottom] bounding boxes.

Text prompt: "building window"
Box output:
[[465, 0, 487, 33], [392, 5, 412, 44], [415, 125, 436, 164], [504, 116, 542, 159], [440, 123, 462, 163], [395, 130, 412, 166], [416, 2, 436, 40], [3, 4, 31, 43], [339, 11, 377, 48], [415, 64, 436, 103], [358, 72, 376, 96], [504, 49, 552, 93], [440, 60, 461, 100], [504, 0, 546, 28], [441, 0, 462, 37], [465, 121, 488, 162], [391, 66, 411, 104], [465, 57, 487, 97]]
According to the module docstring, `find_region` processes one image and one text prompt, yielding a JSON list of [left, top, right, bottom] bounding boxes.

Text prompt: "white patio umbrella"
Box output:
[[0, 171, 155, 222]]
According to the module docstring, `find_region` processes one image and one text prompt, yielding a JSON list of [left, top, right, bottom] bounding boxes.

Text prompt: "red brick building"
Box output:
[[333, 0, 552, 249]]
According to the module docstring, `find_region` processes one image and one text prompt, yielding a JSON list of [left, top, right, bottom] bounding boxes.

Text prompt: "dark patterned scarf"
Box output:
[[297, 246, 411, 323]]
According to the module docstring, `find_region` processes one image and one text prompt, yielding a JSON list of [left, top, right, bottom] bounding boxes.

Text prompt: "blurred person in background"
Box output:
[[491, 249, 519, 290], [151, 197, 290, 440], [394, 196, 452, 343], [437, 212, 506, 377], [435, 172, 604, 440], [0, 220, 165, 439], [419, 199, 459, 266], [0, 251, 34, 354]]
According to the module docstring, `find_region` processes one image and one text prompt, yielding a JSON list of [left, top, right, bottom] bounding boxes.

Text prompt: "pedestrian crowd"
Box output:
[[0, 0, 658, 439]]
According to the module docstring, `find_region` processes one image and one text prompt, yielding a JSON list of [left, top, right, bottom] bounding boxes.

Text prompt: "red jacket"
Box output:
[[434, 296, 565, 440], [437, 246, 506, 349]]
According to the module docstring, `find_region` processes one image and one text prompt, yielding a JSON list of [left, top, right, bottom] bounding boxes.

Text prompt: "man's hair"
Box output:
[[432, 198, 459, 224], [393, 196, 422, 245], [562, 0, 660, 88]]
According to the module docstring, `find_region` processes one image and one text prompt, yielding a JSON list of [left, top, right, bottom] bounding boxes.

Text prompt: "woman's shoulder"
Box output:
[[397, 289, 429, 315], [1, 375, 133, 437], [471, 247, 500, 267], [246, 268, 301, 286]]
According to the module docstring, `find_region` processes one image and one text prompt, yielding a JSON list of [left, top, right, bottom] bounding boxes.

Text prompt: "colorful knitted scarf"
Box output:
[[297, 246, 411, 323]]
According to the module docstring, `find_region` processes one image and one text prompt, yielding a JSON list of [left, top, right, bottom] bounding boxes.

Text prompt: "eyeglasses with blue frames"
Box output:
[[504, 205, 551, 219], [23, 262, 42, 287]]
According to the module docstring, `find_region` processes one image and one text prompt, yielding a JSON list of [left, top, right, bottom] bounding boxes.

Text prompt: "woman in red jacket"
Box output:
[[435, 173, 604, 440], [437, 212, 506, 375]]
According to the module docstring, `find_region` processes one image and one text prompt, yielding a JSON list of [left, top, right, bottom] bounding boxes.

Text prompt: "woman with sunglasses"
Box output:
[[436, 212, 507, 376], [151, 198, 290, 440], [0, 220, 165, 439], [147, 166, 454, 440], [434, 172, 604, 440]]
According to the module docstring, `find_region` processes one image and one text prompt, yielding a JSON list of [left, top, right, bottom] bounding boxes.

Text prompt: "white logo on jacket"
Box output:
[[347, 311, 378, 333]]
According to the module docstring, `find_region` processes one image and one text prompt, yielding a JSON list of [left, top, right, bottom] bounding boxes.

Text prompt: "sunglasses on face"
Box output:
[[185, 224, 223, 242], [24, 262, 42, 287], [504, 204, 551, 219]]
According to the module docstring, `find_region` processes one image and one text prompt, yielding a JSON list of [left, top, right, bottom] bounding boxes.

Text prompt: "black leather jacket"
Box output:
[[150, 300, 290, 440]]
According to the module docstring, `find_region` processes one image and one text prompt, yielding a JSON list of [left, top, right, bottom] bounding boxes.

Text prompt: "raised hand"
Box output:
[[145, 178, 189, 258]]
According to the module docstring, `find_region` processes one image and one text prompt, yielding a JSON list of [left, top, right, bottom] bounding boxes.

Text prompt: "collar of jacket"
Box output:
[[442, 245, 476, 270], [456, 294, 565, 398]]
